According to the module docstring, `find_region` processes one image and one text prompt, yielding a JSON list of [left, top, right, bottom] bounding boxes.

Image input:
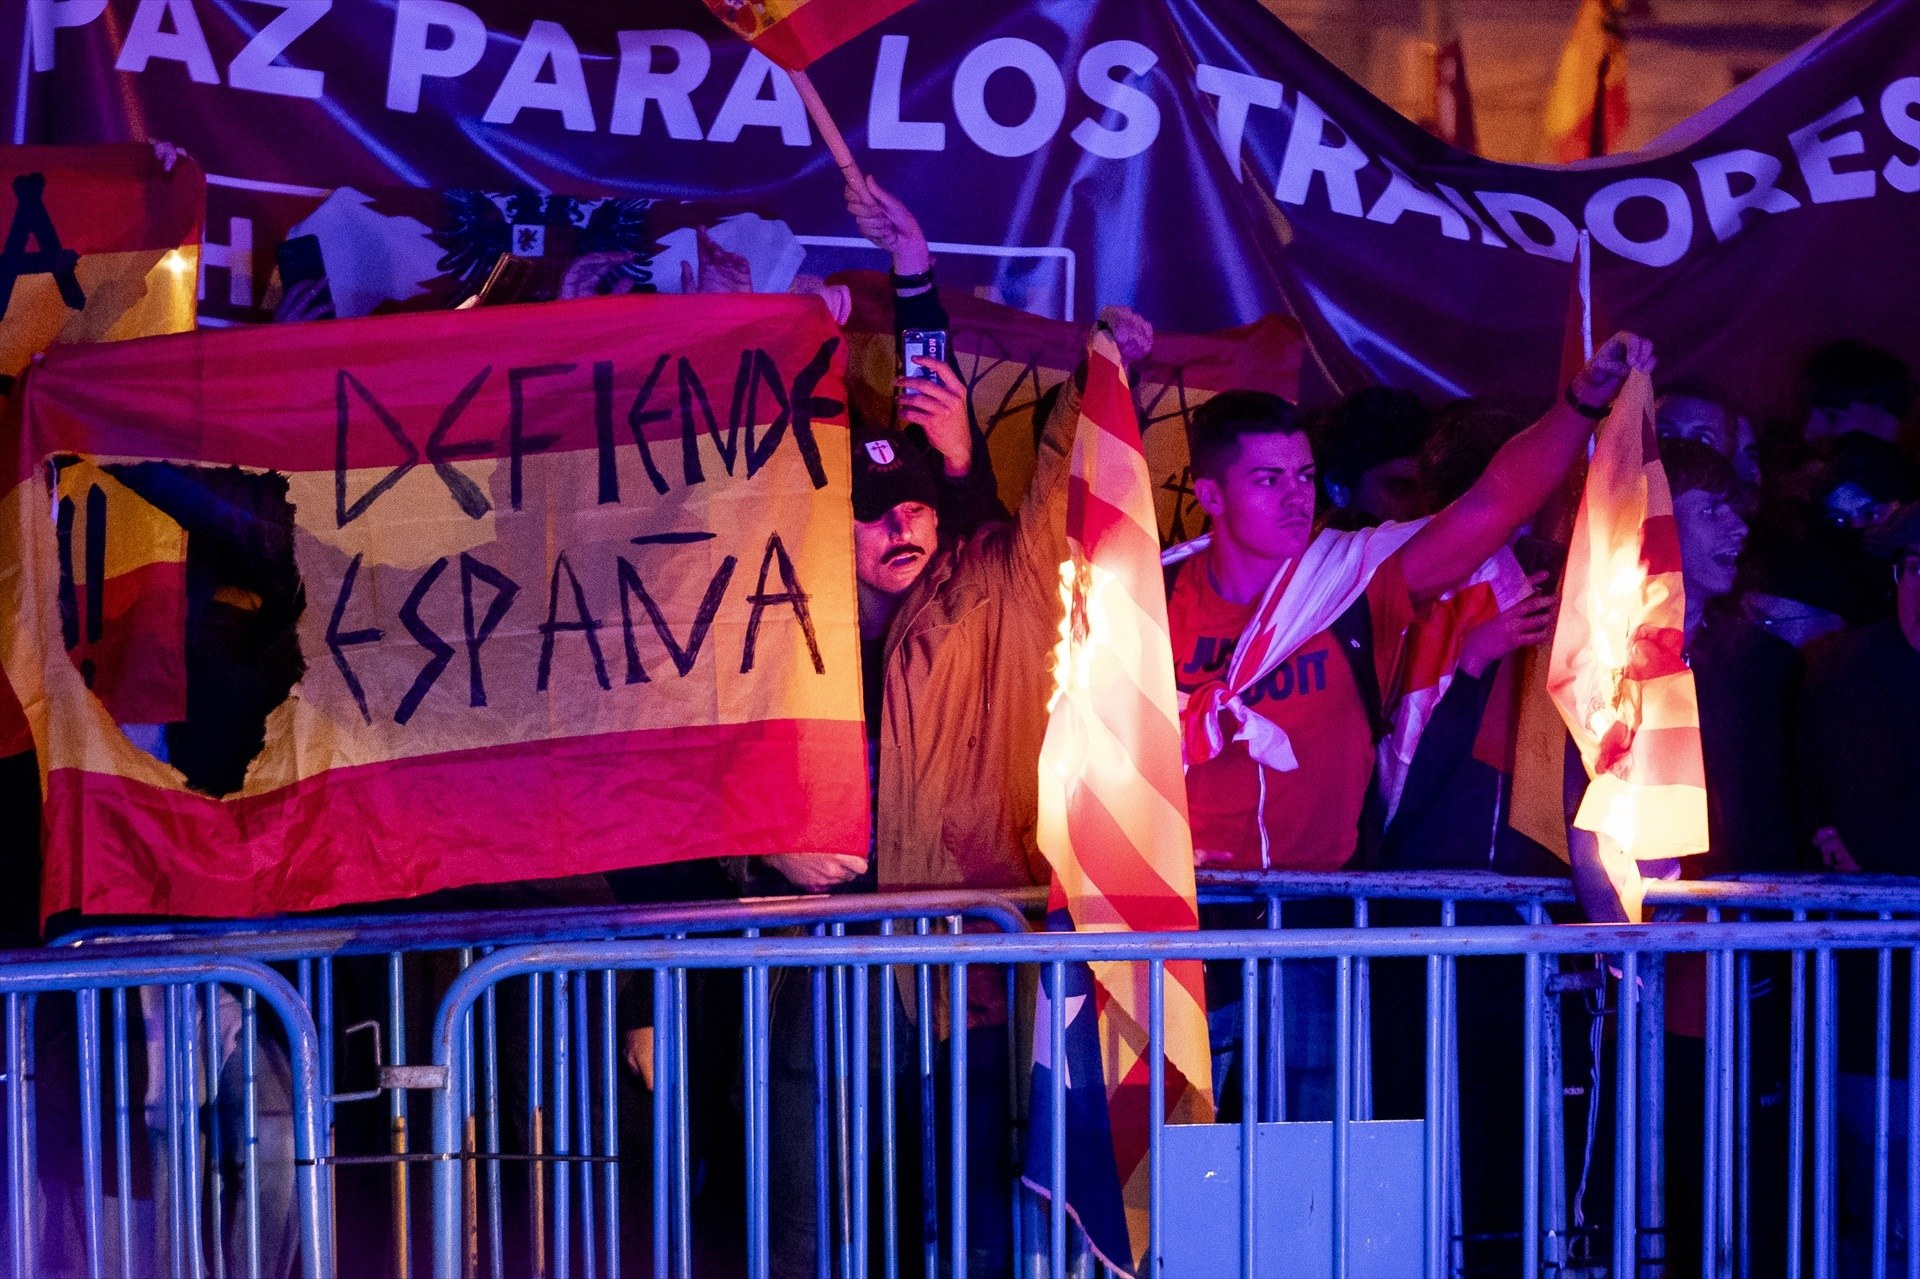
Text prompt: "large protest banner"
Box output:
[[10, 0, 1920, 419], [2, 293, 866, 918]]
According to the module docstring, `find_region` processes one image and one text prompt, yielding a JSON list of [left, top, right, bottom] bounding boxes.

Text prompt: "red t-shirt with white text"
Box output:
[[1168, 548, 1416, 871]]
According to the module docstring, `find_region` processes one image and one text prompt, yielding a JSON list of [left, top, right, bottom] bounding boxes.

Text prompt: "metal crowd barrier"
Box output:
[[414, 915, 1920, 1279], [0, 949, 330, 1279], [60, 892, 1029, 1279]]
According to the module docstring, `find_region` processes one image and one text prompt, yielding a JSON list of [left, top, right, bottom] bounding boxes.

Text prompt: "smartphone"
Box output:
[[899, 329, 948, 394], [276, 233, 326, 287]]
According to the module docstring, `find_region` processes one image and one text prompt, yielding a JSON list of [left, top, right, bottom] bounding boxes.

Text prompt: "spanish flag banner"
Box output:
[[0, 145, 202, 380], [3, 294, 866, 919], [701, 0, 918, 69], [1541, 0, 1630, 163]]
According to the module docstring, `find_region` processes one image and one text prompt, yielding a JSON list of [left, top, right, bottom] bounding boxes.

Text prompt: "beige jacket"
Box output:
[[873, 376, 1082, 892]]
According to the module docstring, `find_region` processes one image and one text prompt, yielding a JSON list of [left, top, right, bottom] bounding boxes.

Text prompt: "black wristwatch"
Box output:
[[889, 265, 934, 292], [1564, 384, 1610, 419]]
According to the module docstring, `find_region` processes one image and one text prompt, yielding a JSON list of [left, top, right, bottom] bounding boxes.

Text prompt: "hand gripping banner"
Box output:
[[2, 294, 866, 919]]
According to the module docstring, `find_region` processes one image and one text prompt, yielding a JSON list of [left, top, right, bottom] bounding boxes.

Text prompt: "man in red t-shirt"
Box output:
[[1170, 333, 1653, 870]]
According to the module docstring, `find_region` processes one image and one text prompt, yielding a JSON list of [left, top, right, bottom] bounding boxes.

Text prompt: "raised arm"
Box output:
[[1399, 333, 1654, 602]]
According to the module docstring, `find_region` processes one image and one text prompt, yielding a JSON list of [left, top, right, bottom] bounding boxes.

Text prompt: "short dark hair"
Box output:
[[1188, 390, 1303, 480], [1803, 340, 1915, 417], [1658, 436, 1734, 501]]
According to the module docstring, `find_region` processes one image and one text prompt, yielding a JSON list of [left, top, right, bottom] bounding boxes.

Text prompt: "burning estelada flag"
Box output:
[[1542, 0, 1630, 162], [1028, 330, 1213, 1273], [700, 0, 917, 69], [1546, 366, 1708, 919]]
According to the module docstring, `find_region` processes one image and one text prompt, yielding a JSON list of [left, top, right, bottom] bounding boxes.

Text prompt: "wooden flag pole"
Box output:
[[789, 68, 867, 189]]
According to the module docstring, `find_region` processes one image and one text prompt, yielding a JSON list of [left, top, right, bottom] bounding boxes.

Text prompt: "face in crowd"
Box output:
[[1189, 391, 1322, 567], [1663, 438, 1749, 605], [855, 501, 939, 598], [1196, 429, 1319, 564]]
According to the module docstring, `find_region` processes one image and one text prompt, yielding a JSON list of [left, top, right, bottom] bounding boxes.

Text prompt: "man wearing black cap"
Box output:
[[766, 294, 1152, 897]]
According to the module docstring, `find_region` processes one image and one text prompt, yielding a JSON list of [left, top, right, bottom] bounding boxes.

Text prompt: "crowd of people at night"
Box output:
[[4, 158, 1919, 1278]]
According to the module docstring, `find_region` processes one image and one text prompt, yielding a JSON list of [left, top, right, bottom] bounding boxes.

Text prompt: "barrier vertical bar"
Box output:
[[483, 979, 504, 1279], [1148, 960, 1165, 1279], [460, 951, 479, 1279], [749, 963, 772, 1279], [113, 987, 133, 1279], [390, 955, 412, 1279], [879, 923, 900, 1279], [1738, 949, 1753, 1279], [204, 983, 228, 1279], [1639, 956, 1664, 1279], [1524, 917, 1544, 1279], [1264, 897, 1284, 1124], [1240, 958, 1256, 1279], [852, 959, 871, 1279], [1424, 954, 1443, 1278], [832, 939, 853, 1279], [1788, 935, 1806, 1279], [671, 966, 691, 1279], [1353, 899, 1372, 1122], [1442, 903, 1462, 1279], [78, 989, 106, 1279], [552, 973, 572, 1279], [1815, 947, 1836, 1279], [529, 972, 547, 1279], [1907, 946, 1918, 1279], [600, 970, 618, 1279], [571, 972, 597, 1279], [812, 957, 830, 1279], [1876, 940, 1894, 1279], [181, 985, 207, 1279], [1544, 947, 1569, 1274], [1615, 953, 1640, 1279], [1333, 955, 1352, 1279], [243, 992, 261, 1279], [318, 957, 338, 1278], [949, 954, 968, 1279], [650, 969, 668, 1279], [916, 922, 938, 1279], [1706, 946, 1722, 1278], [1049, 960, 1068, 1279]]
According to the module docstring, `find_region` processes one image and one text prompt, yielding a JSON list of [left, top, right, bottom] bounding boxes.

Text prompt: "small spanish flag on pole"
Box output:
[[1540, 0, 1631, 162], [701, 0, 920, 186]]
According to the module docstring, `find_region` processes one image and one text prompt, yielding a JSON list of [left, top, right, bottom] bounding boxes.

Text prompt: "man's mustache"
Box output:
[[882, 542, 927, 563]]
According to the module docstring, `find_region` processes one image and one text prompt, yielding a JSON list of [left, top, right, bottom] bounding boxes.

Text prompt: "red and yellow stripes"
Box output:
[[1542, 0, 1630, 162], [700, 0, 916, 69], [1548, 368, 1708, 883], [52, 460, 186, 727], [1037, 333, 1213, 1262], [0, 145, 202, 377]]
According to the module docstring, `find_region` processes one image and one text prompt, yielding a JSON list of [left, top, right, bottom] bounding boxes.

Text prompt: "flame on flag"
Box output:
[[1029, 331, 1212, 1272], [1546, 366, 1708, 919]]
